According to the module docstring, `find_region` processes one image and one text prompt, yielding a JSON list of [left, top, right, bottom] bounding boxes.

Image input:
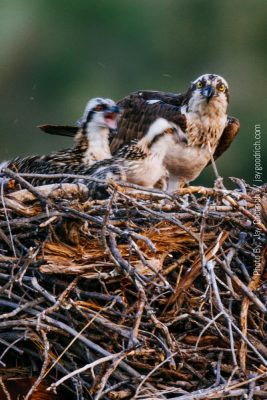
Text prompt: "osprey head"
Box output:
[[145, 118, 181, 147], [185, 74, 229, 113], [80, 97, 120, 130]]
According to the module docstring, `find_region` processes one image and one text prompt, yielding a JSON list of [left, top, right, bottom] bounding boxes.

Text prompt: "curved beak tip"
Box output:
[[201, 85, 215, 101]]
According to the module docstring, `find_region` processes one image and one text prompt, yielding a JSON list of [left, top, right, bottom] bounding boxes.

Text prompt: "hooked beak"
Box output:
[[104, 105, 121, 130], [201, 85, 215, 102]]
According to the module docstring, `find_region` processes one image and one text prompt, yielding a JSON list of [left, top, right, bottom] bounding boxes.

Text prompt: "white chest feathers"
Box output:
[[83, 127, 111, 165], [182, 97, 227, 150]]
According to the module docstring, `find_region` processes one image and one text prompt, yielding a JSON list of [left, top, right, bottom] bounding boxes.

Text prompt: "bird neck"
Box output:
[[182, 100, 228, 149], [76, 123, 111, 165]]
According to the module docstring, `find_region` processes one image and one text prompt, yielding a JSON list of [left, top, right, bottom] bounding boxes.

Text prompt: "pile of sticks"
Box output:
[[0, 171, 266, 399]]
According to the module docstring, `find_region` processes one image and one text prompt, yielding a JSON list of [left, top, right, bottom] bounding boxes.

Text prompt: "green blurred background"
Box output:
[[0, 0, 266, 185]]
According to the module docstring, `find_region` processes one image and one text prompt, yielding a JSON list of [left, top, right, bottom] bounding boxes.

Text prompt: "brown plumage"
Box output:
[[74, 117, 181, 197], [0, 98, 120, 177], [8, 119, 179, 197], [38, 74, 240, 191]]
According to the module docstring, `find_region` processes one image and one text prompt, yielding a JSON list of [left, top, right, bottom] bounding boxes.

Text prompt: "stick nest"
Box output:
[[0, 174, 266, 399]]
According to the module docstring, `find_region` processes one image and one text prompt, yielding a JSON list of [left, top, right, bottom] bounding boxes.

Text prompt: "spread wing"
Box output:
[[38, 124, 79, 137], [110, 90, 187, 153], [210, 116, 240, 163]]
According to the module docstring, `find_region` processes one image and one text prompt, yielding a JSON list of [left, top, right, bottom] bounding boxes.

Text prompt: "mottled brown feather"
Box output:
[[110, 90, 187, 153], [38, 91, 239, 162]]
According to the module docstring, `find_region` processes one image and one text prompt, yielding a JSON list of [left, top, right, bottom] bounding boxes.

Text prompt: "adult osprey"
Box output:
[[39, 74, 240, 190]]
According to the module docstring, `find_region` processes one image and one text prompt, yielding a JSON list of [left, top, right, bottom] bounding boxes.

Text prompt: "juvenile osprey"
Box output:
[[71, 117, 182, 196], [11, 118, 179, 192], [0, 97, 120, 175], [39, 74, 240, 191]]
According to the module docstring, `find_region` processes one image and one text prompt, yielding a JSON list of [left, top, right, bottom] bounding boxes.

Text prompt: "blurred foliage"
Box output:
[[0, 0, 266, 185]]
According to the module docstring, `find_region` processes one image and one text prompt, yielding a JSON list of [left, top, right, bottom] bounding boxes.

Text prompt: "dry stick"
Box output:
[[94, 352, 133, 400], [107, 233, 148, 345], [198, 197, 210, 279], [162, 387, 248, 400], [0, 181, 17, 258], [0, 195, 35, 216], [129, 279, 147, 347], [7, 183, 88, 202], [57, 204, 156, 253], [43, 318, 95, 383], [0, 257, 31, 296], [149, 313, 176, 369], [240, 245, 267, 371], [38, 276, 78, 319], [224, 194, 267, 233], [197, 200, 222, 346], [207, 141, 223, 184], [206, 260, 267, 366], [31, 277, 57, 304], [133, 352, 177, 399], [223, 248, 237, 304], [213, 351, 225, 387], [0, 227, 18, 257], [167, 231, 229, 310], [77, 312, 132, 340], [24, 330, 50, 400], [226, 371, 267, 391], [0, 297, 44, 320], [2, 168, 48, 203], [42, 315, 141, 379], [160, 372, 267, 400], [108, 232, 148, 285], [47, 349, 136, 392], [213, 255, 267, 314], [3, 170, 253, 202], [0, 336, 24, 366], [225, 365, 239, 390], [12, 172, 172, 198], [0, 210, 61, 227], [42, 295, 117, 381], [119, 191, 200, 243], [195, 311, 224, 351], [129, 238, 171, 289], [0, 377, 11, 400], [247, 373, 257, 400], [100, 189, 116, 259]]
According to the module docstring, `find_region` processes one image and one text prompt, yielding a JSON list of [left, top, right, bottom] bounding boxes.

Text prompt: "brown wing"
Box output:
[[110, 90, 186, 153], [38, 124, 78, 137], [209, 116, 240, 163]]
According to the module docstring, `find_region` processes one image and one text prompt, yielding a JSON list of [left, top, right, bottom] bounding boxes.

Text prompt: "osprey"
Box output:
[[67, 117, 181, 197], [4, 118, 179, 193], [0, 97, 120, 176], [39, 74, 240, 191]]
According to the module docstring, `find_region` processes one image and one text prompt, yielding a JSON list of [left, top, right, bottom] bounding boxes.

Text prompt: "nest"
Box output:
[[0, 171, 266, 400]]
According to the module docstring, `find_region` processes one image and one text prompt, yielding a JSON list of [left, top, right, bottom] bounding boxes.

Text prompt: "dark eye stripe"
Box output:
[[94, 104, 108, 112]]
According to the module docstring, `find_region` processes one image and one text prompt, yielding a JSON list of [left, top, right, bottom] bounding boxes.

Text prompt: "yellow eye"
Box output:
[[196, 81, 203, 89], [219, 84, 225, 92], [166, 127, 175, 134]]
